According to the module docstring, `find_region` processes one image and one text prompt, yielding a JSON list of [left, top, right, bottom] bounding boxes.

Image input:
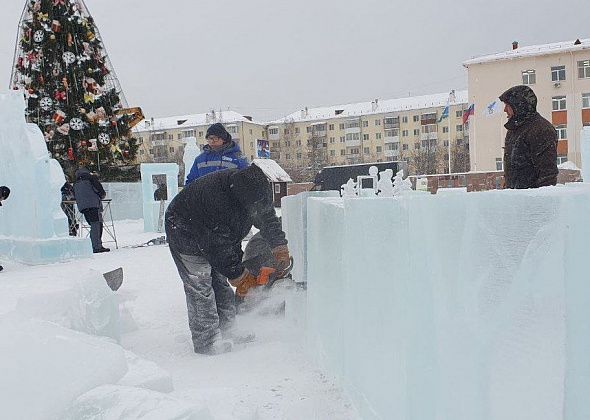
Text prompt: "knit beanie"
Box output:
[[206, 123, 232, 143], [0, 186, 10, 200]]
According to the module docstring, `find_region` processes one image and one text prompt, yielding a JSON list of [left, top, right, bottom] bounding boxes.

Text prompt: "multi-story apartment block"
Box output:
[[266, 91, 468, 179], [133, 110, 267, 178], [464, 39, 590, 172]]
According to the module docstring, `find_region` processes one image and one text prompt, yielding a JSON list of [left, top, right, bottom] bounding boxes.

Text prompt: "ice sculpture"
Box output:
[[392, 169, 413, 196], [140, 163, 179, 232], [341, 179, 357, 197], [377, 169, 394, 196], [182, 136, 199, 185], [0, 92, 92, 264]]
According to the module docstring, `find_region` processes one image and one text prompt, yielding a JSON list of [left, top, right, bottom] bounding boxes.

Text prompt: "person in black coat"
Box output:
[[0, 186, 10, 272], [165, 163, 290, 354], [61, 180, 78, 236], [74, 167, 109, 253]]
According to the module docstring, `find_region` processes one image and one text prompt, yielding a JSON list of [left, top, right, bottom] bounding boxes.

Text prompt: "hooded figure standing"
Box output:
[[74, 167, 109, 253], [165, 164, 290, 355], [185, 123, 249, 185], [500, 85, 558, 189]]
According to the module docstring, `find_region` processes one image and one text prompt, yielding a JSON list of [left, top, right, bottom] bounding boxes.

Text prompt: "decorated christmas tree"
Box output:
[[10, 0, 143, 180]]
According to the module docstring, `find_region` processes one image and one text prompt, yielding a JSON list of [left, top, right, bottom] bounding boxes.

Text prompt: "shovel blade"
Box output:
[[103, 267, 123, 291]]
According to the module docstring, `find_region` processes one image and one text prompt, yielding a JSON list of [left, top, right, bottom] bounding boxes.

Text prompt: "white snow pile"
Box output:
[[0, 267, 210, 419]]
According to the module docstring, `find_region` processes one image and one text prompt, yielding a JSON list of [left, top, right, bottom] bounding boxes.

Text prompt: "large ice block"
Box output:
[[102, 182, 143, 220], [182, 136, 199, 185], [140, 163, 179, 232], [305, 187, 590, 420], [581, 126, 590, 182], [0, 92, 92, 264]]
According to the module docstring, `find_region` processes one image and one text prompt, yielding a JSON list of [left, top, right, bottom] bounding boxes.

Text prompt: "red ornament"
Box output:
[[67, 147, 74, 160], [123, 150, 129, 159], [53, 0, 65, 6], [54, 91, 67, 101], [52, 110, 66, 124]]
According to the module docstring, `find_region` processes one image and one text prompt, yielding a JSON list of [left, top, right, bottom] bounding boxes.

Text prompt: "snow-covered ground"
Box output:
[[0, 219, 359, 420]]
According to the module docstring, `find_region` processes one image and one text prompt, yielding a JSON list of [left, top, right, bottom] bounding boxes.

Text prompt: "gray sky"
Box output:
[[1, 0, 588, 121]]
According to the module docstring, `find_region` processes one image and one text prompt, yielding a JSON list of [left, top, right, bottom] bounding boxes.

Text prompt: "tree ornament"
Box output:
[[67, 147, 74, 161], [51, 20, 62, 33], [37, 12, 49, 22], [62, 51, 76, 65], [88, 139, 98, 151], [54, 90, 67, 101], [86, 31, 96, 42], [44, 130, 55, 142], [85, 111, 97, 123], [33, 30, 45, 43], [67, 33, 73, 47], [40, 97, 53, 111], [53, 0, 66, 6], [52, 110, 66, 124], [69, 118, 84, 131], [83, 93, 94, 104], [57, 123, 70, 135], [98, 132, 110, 144], [50, 34, 56, 42], [96, 107, 106, 119], [123, 150, 129, 159]]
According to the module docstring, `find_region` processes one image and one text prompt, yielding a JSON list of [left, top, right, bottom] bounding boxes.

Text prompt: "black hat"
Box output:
[[206, 123, 232, 143], [0, 186, 10, 200]]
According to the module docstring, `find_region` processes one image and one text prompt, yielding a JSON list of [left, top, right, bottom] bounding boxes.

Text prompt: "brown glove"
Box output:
[[272, 245, 291, 276], [229, 269, 259, 298]]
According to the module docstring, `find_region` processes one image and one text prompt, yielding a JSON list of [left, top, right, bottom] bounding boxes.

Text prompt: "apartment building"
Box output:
[[133, 110, 267, 167], [266, 91, 468, 178], [464, 38, 590, 172]]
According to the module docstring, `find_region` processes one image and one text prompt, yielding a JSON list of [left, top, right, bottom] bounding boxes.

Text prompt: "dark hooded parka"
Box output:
[[500, 85, 558, 189]]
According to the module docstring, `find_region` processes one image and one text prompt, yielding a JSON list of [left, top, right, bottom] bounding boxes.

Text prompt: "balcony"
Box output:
[[384, 149, 399, 158], [421, 113, 438, 125], [345, 138, 361, 147], [420, 132, 438, 141], [383, 117, 400, 129], [268, 126, 280, 140], [384, 135, 400, 144]]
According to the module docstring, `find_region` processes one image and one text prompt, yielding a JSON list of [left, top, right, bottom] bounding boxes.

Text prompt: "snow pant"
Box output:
[[82, 207, 103, 251], [165, 216, 236, 351]]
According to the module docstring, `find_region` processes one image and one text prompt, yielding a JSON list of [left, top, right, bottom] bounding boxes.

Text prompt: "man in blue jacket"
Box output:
[[185, 123, 249, 185]]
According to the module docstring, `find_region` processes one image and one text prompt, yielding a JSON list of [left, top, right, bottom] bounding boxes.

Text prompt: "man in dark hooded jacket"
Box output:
[[500, 85, 558, 189], [185, 123, 249, 185], [74, 167, 109, 253], [165, 163, 290, 354]]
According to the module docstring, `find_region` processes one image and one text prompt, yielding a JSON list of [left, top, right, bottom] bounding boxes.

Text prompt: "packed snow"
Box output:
[[0, 219, 359, 419]]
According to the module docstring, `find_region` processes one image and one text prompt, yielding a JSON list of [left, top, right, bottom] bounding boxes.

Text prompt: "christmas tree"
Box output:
[[10, 0, 143, 180]]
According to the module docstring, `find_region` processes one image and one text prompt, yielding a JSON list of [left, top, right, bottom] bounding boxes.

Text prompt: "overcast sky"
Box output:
[[0, 0, 588, 121]]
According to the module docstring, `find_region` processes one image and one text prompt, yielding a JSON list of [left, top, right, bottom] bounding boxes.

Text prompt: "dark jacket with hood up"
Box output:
[[500, 85, 558, 189], [165, 164, 287, 280], [73, 168, 106, 211]]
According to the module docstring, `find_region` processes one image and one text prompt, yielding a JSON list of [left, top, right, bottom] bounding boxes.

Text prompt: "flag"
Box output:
[[437, 105, 449, 123], [462, 104, 474, 124], [484, 100, 502, 117]]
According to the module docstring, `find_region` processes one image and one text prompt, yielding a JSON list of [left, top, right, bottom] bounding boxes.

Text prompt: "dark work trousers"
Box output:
[[82, 207, 104, 251], [61, 202, 77, 236], [165, 216, 236, 351]]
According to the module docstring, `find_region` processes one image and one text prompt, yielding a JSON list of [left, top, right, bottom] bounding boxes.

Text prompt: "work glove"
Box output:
[[272, 245, 291, 276], [229, 269, 259, 298]]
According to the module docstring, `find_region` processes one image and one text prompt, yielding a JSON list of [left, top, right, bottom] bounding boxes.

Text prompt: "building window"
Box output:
[[346, 133, 360, 141], [456, 110, 463, 118], [522, 69, 536, 85], [285, 153, 291, 160], [269, 128, 279, 135], [363, 134, 369, 140], [552, 96, 567, 111], [296, 140, 301, 146], [402, 116, 408, 123], [169, 147, 174, 153], [199, 131, 203, 137], [363, 147, 370, 154], [456, 125, 463, 132], [384, 129, 399, 137], [402, 130, 408, 137], [296, 153, 302, 159], [284, 129, 289, 135], [414, 142, 420, 150], [295, 127, 300, 134], [578, 60, 590, 78], [402, 144, 408, 151], [350, 148, 360, 155], [413, 115, 419, 122], [442, 126, 449, 133], [329, 124, 334, 130], [414, 129, 420, 135], [582, 93, 590, 108], [285, 141, 290, 147], [362, 121, 368, 127], [272, 142, 280, 148], [496, 158, 503, 171], [376, 133, 382, 139], [443, 140, 449, 147], [306, 126, 311, 133], [340, 136, 345, 142], [376, 146, 382, 152], [329, 137, 335, 143], [557, 156, 568, 165], [551, 66, 566, 82], [339, 123, 345, 130], [555, 125, 567, 139], [340, 149, 345, 156], [177, 133, 182, 140]]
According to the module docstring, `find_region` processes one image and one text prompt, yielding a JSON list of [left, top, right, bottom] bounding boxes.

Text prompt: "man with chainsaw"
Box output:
[[165, 163, 290, 355]]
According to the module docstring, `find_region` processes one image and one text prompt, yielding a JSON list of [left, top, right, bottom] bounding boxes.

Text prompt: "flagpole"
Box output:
[[448, 106, 452, 174]]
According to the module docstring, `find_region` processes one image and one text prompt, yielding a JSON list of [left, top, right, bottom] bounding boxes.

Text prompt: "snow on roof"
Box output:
[[463, 39, 590, 66], [133, 110, 261, 133], [558, 161, 580, 171], [268, 91, 468, 124], [252, 159, 292, 182]]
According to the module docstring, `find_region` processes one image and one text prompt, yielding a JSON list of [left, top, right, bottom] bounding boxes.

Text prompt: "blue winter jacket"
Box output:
[[185, 141, 249, 185]]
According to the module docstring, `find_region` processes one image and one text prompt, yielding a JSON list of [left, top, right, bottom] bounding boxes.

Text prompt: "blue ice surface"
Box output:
[[140, 163, 179, 232]]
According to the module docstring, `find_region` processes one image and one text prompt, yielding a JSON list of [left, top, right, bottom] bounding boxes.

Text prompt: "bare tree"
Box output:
[[450, 141, 470, 173], [408, 141, 443, 175]]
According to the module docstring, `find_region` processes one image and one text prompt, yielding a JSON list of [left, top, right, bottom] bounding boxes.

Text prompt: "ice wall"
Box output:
[[297, 186, 590, 420], [102, 182, 143, 220], [581, 126, 590, 181], [0, 92, 91, 264]]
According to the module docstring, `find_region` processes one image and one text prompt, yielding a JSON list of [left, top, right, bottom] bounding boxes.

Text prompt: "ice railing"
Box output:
[[282, 168, 590, 420]]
